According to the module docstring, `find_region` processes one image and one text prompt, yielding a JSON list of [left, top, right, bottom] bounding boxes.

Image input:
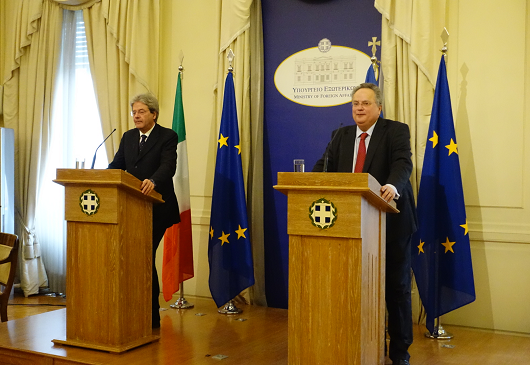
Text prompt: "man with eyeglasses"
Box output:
[[109, 93, 180, 329], [312, 83, 417, 365]]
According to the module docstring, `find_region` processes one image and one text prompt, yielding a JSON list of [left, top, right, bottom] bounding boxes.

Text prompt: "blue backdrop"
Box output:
[[262, 0, 382, 308]]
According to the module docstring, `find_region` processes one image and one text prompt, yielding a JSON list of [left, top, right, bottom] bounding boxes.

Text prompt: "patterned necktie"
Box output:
[[139, 134, 147, 152], [354, 132, 368, 173]]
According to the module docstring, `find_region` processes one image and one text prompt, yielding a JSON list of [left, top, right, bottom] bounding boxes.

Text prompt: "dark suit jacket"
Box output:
[[108, 123, 180, 230], [313, 118, 417, 241]]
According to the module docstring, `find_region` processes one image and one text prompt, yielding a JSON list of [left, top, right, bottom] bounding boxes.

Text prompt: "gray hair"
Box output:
[[351, 83, 383, 106], [130, 93, 159, 121]]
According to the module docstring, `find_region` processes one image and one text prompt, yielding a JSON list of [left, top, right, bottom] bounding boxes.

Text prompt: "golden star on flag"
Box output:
[[218, 231, 230, 245], [235, 225, 247, 239], [441, 237, 456, 253], [429, 130, 439, 148], [445, 138, 458, 156], [235, 144, 241, 155], [218, 134, 229, 148], [209, 226, 214, 239], [418, 240, 425, 254], [460, 219, 469, 235]]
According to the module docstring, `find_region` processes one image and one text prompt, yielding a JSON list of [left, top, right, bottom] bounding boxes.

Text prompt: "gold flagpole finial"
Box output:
[[227, 49, 235, 73], [178, 50, 184, 73], [368, 36, 380, 61], [368, 36, 381, 80], [441, 28, 449, 61]]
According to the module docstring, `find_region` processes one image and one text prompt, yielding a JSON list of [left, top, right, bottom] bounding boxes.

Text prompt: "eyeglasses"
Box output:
[[352, 101, 374, 108], [131, 109, 149, 116]]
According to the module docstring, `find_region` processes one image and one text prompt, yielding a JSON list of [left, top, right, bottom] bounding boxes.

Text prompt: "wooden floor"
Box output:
[[2, 291, 530, 364]]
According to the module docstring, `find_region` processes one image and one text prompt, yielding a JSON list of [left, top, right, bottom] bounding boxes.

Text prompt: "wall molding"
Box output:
[[191, 209, 211, 226], [470, 230, 530, 245]]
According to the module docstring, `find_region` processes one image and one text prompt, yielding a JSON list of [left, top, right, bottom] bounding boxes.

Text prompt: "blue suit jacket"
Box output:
[[109, 123, 180, 230], [313, 118, 417, 241]]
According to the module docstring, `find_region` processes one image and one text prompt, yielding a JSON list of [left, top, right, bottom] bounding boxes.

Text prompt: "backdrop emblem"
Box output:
[[79, 189, 100, 216], [309, 198, 337, 229], [274, 39, 371, 107]]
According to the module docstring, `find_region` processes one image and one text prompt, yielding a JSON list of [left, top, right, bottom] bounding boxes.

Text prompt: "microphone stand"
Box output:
[[90, 128, 116, 169], [323, 123, 342, 172]]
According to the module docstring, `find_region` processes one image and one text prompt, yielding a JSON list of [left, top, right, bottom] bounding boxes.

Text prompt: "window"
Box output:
[[34, 10, 106, 293]]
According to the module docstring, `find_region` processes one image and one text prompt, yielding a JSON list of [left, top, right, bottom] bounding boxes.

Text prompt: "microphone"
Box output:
[[90, 128, 116, 169], [323, 123, 343, 172]]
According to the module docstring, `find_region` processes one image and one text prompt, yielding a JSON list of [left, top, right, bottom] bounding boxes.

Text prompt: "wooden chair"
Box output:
[[0, 233, 19, 322]]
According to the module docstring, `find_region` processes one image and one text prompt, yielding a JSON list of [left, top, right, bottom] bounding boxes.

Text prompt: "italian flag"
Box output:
[[162, 72, 194, 301]]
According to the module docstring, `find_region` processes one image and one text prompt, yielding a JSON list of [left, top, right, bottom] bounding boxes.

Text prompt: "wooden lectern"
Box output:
[[274, 172, 399, 365], [53, 169, 163, 353]]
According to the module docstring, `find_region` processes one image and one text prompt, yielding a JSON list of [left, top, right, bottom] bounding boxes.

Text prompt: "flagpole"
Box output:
[[215, 49, 244, 316], [168, 53, 194, 310], [423, 28, 453, 340]]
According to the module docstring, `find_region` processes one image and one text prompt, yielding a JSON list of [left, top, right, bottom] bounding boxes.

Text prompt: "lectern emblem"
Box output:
[[309, 198, 337, 229], [79, 189, 100, 216]]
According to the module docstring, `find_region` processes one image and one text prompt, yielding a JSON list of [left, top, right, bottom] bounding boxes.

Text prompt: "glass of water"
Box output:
[[293, 159, 305, 172], [76, 159, 85, 169]]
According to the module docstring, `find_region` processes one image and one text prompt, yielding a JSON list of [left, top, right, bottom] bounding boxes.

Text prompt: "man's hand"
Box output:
[[380, 184, 397, 202], [141, 178, 155, 195]]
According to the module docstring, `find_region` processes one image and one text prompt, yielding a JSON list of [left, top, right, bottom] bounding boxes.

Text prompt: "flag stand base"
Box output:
[[169, 283, 194, 309], [425, 325, 454, 339], [218, 300, 242, 315], [170, 297, 194, 309]]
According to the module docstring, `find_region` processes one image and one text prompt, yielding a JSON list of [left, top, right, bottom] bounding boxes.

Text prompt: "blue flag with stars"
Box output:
[[208, 72, 255, 308], [412, 56, 475, 333], [365, 63, 378, 85]]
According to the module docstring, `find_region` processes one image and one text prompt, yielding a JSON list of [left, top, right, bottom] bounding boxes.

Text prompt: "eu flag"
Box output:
[[208, 72, 255, 308], [412, 55, 475, 333]]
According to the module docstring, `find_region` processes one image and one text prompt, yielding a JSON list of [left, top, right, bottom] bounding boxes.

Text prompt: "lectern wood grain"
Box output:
[[275, 172, 392, 365], [53, 169, 161, 352]]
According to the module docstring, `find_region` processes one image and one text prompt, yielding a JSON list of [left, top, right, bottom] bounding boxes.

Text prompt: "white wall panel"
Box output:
[[454, 0, 526, 209], [442, 242, 530, 333]]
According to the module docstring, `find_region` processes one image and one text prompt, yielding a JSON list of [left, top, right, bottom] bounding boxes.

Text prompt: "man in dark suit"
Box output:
[[108, 93, 180, 328], [313, 83, 417, 365]]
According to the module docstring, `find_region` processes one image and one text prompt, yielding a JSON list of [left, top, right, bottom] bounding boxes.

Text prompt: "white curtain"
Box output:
[[82, 0, 160, 155], [214, 0, 266, 306], [374, 0, 447, 193], [2, 0, 67, 296], [247, 0, 265, 306], [34, 10, 106, 294]]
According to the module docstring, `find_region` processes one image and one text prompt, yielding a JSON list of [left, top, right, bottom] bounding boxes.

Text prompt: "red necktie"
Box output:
[[354, 132, 368, 173]]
